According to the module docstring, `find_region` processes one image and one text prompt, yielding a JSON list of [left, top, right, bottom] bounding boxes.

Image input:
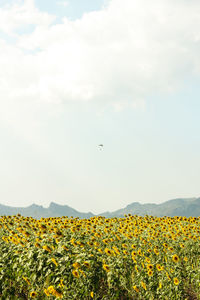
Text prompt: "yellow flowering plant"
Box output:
[[0, 214, 199, 299]]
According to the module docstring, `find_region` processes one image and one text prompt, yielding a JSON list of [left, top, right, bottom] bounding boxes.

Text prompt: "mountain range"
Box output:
[[0, 197, 200, 219]]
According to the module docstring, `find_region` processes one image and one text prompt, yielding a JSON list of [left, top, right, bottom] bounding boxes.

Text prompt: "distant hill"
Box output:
[[0, 202, 94, 219], [100, 197, 200, 218], [0, 197, 200, 218]]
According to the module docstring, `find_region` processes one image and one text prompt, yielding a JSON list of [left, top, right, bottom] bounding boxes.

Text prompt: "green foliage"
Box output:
[[0, 214, 200, 299]]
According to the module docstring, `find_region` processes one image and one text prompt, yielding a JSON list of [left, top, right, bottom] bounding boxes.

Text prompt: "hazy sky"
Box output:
[[0, 0, 200, 213]]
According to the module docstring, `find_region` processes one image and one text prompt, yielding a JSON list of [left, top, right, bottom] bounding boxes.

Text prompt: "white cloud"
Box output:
[[0, 0, 55, 35], [57, 0, 69, 7], [1, 0, 200, 140]]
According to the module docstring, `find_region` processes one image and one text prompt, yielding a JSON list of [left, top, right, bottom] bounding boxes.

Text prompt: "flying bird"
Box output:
[[98, 144, 103, 150]]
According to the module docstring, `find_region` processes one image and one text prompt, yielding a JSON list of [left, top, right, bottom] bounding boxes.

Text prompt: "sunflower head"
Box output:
[[30, 291, 37, 298], [103, 264, 110, 272], [172, 254, 179, 263], [174, 277, 179, 285]]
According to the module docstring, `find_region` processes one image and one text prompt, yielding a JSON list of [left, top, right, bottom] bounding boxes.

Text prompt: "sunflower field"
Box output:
[[0, 214, 200, 299]]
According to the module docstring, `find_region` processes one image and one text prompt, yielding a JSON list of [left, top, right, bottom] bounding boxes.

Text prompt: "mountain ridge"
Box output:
[[0, 197, 200, 218]]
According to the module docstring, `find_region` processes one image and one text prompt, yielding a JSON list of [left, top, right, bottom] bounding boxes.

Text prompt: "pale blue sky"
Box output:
[[35, 0, 105, 20], [0, 0, 200, 213]]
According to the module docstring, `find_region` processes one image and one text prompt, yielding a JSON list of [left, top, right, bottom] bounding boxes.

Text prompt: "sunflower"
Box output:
[[58, 279, 64, 288], [43, 245, 52, 253], [62, 245, 69, 251], [104, 248, 113, 256], [131, 251, 137, 257], [156, 264, 164, 271], [147, 264, 153, 270], [113, 246, 120, 255], [103, 264, 110, 272], [154, 248, 159, 255], [141, 281, 147, 290], [168, 247, 174, 252], [53, 290, 63, 298], [51, 258, 58, 266], [172, 254, 179, 263], [135, 265, 139, 272], [133, 285, 139, 292], [73, 262, 80, 269], [44, 289, 50, 296], [30, 291, 37, 298], [72, 269, 79, 278], [102, 239, 109, 244], [145, 257, 151, 263], [79, 270, 86, 277], [84, 261, 90, 268], [173, 277, 179, 285]]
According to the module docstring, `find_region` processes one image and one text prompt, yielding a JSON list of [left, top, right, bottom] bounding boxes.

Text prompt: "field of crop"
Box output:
[[0, 214, 200, 299]]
